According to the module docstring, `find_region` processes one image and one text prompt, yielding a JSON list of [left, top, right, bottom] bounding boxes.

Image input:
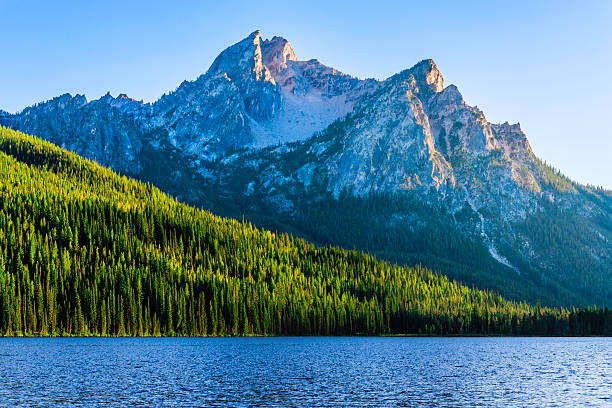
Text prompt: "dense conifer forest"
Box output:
[[0, 126, 610, 336]]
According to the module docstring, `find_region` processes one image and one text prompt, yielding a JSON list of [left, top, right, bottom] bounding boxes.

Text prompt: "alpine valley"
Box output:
[[2, 30, 611, 308]]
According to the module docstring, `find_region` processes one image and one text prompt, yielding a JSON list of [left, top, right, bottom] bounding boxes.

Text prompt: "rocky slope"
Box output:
[[1, 31, 610, 307]]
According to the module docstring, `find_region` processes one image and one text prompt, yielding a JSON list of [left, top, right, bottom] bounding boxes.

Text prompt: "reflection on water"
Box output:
[[0, 337, 610, 407]]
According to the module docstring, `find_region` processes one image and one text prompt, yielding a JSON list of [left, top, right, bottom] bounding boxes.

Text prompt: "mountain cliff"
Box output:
[[1, 31, 610, 307]]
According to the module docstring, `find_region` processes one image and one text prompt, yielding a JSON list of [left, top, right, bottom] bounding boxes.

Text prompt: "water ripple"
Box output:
[[0, 337, 610, 407]]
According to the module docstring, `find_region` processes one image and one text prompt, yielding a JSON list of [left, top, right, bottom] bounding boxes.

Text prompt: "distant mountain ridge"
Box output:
[[1, 31, 611, 307]]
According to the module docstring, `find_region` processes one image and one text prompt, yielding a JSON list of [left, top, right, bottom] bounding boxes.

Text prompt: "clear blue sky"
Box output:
[[1, 0, 611, 188]]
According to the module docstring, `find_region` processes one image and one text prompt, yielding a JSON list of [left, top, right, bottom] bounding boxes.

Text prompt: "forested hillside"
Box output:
[[0, 127, 610, 336]]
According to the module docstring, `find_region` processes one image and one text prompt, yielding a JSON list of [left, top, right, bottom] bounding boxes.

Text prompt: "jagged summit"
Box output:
[[100, 91, 137, 102], [162, 30, 380, 147], [391, 59, 444, 95], [412, 59, 444, 93], [261, 36, 297, 75], [98, 92, 144, 113], [207, 29, 274, 85], [25, 93, 87, 111]]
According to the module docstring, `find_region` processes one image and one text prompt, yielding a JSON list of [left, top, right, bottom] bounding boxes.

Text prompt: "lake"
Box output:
[[0, 337, 610, 407]]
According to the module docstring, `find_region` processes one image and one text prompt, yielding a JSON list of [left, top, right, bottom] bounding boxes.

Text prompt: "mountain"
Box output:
[[1, 31, 611, 307], [8, 126, 611, 337]]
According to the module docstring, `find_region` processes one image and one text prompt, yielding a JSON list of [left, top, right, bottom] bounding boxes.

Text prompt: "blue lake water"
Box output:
[[0, 337, 610, 407]]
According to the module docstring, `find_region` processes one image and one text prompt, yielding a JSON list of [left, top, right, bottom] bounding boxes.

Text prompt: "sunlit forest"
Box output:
[[0, 127, 610, 336]]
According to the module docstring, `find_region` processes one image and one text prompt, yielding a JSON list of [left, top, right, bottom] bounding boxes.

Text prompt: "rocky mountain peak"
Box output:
[[497, 121, 523, 133], [24, 93, 87, 113], [98, 92, 143, 113], [261, 36, 297, 75], [411, 59, 444, 94], [207, 29, 274, 84], [491, 121, 533, 156]]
